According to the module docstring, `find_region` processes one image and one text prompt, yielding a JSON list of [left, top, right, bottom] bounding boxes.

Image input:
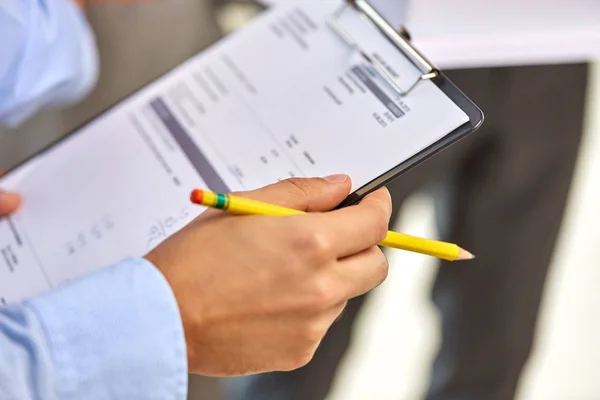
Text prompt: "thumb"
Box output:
[[236, 175, 352, 212], [0, 190, 21, 217]]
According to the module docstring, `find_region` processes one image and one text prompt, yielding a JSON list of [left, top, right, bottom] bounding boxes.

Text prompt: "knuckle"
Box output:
[[295, 229, 333, 261], [283, 352, 315, 371], [294, 353, 315, 369], [376, 216, 389, 241], [302, 322, 326, 345], [334, 301, 349, 323], [371, 248, 389, 284], [310, 232, 334, 257], [299, 278, 338, 313], [282, 178, 312, 200], [281, 321, 324, 371], [312, 278, 339, 309], [376, 203, 391, 230], [368, 214, 389, 244]]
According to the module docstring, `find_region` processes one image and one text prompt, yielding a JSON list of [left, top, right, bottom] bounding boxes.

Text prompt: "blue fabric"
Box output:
[[0, 2, 188, 398], [0, 0, 99, 126], [0, 258, 188, 399]]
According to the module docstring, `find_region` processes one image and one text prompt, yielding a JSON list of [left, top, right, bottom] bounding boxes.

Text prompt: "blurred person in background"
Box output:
[[223, 3, 590, 400], [0, 0, 224, 170]]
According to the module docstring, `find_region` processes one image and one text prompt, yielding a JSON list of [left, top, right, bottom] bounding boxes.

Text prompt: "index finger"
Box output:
[[299, 187, 392, 258]]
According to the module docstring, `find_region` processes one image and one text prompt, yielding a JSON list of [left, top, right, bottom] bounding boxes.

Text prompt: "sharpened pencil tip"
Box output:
[[457, 248, 475, 261]]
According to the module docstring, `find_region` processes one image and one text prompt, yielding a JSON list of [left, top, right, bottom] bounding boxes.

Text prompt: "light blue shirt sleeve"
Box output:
[[0, 0, 99, 127], [0, 258, 188, 400]]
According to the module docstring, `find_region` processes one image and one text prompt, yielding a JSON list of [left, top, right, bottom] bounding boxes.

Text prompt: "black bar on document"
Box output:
[[351, 66, 405, 118], [6, 218, 22, 247], [150, 98, 230, 193]]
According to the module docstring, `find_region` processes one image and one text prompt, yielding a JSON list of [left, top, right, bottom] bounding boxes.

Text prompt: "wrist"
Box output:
[[144, 252, 204, 372]]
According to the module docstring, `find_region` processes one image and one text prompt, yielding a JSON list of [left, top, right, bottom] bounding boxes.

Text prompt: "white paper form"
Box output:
[[0, 2, 468, 302], [258, 0, 409, 29]]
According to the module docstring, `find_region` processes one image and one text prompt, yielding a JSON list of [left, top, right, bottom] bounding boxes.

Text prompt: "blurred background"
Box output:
[[327, 66, 600, 400], [1, 1, 599, 399]]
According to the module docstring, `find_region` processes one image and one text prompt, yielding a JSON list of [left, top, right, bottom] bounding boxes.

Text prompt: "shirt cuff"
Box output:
[[24, 258, 187, 400]]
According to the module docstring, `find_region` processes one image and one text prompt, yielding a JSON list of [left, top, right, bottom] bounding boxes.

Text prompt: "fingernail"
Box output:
[[324, 174, 348, 183]]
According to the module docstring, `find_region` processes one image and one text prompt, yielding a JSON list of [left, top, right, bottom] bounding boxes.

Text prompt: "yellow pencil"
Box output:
[[190, 189, 474, 261]]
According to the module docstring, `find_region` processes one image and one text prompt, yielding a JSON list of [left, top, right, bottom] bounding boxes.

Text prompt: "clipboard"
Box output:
[[1, 0, 483, 206], [0, 0, 484, 302], [329, 0, 484, 207]]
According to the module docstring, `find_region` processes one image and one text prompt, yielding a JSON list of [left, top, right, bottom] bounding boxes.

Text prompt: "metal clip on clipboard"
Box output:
[[329, 0, 439, 97]]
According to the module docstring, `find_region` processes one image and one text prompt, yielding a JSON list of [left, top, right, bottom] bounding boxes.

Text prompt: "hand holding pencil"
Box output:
[[190, 180, 474, 262], [148, 176, 394, 375]]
